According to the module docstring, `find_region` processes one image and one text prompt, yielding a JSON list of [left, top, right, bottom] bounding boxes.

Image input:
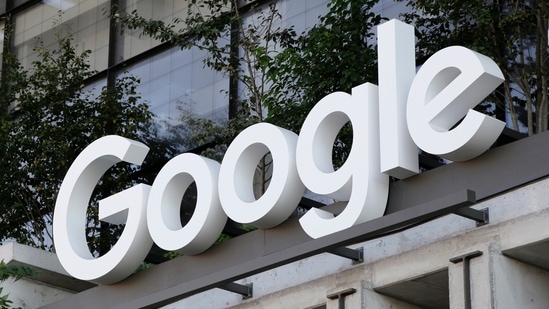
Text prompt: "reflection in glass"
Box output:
[[119, 46, 229, 151], [115, 0, 188, 63], [13, 0, 110, 71]]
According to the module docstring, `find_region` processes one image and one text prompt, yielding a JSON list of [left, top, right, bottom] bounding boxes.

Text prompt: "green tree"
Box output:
[[112, 0, 295, 197], [114, 0, 384, 171], [0, 261, 37, 309], [0, 27, 169, 253], [399, 0, 549, 135], [265, 0, 383, 165]]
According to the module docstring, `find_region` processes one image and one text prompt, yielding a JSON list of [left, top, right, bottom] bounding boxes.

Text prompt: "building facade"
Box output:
[[2, 1, 549, 309], [6, 133, 549, 308], [31, 130, 549, 309]]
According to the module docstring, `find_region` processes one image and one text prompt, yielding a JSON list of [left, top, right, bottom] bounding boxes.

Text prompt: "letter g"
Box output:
[[53, 136, 152, 284]]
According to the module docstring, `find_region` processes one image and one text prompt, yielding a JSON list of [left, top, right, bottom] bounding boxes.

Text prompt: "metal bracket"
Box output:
[[453, 207, 489, 226], [450, 250, 483, 309], [327, 288, 357, 309], [219, 282, 253, 299], [329, 246, 364, 264]]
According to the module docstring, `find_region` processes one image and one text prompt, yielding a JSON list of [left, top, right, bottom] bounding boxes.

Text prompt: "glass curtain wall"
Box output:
[[114, 0, 229, 144], [3, 0, 334, 152], [6, 0, 230, 149]]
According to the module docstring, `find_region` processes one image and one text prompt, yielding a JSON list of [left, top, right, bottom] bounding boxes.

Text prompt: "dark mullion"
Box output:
[[106, 0, 120, 88], [0, 0, 41, 19]]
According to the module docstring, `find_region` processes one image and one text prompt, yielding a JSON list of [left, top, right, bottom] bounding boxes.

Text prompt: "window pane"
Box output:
[[118, 46, 229, 149], [115, 0, 189, 63], [13, 0, 110, 71], [82, 77, 107, 98]]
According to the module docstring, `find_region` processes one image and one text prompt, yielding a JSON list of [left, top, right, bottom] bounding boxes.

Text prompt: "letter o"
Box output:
[[147, 153, 227, 255], [218, 123, 305, 229]]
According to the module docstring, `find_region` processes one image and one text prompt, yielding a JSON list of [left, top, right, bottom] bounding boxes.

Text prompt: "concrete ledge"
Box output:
[[500, 209, 549, 271], [0, 242, 95, 292]]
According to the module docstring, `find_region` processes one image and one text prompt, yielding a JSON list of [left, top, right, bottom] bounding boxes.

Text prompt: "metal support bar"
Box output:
[[219, 282, 253, 300], [327, 288, 357, 309], [328, 246, 364, 264], [450, 250, 483, 309], [453, 207, 489, 226]]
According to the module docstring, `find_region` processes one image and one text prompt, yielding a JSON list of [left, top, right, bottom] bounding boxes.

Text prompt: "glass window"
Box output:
[[279, 0, 330, 35], [13, 0, 110, 71], [82, 76, 107, 98], [115, 0, 189, 63], [234, 0, 330, 109], [118, 46, 228, 138]]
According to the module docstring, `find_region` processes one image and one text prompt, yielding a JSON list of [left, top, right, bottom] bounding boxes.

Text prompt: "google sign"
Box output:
[[53, 20, 505, 284]]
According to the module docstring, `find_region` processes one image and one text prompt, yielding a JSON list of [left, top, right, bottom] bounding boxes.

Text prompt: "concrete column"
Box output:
[[449, 242, 549, 309], [449, 244, 493, 309], [326, 282, 361, 309], [491, 253, 549, 308]]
